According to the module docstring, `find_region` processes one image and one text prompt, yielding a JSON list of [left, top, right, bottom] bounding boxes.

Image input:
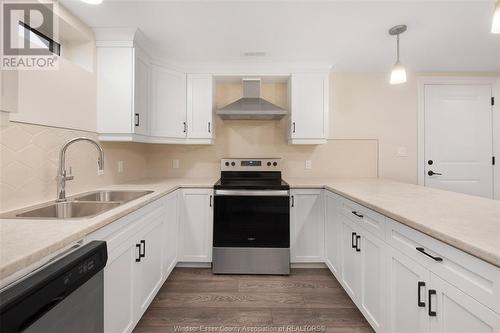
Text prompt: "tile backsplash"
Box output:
[[0, 122, 148, 212]]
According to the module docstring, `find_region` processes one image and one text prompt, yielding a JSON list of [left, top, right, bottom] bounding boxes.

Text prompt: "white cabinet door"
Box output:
[[290, 189, 325, 263], [163, 191, 179, 277], [289, 73, 328, 143], [96, 47, 134, 134], [179, 189, 213, 262], [387, 247, 430, 333], [104, 237, 136, 333], [187, 74, 213, 139], [325, 191, 342, 277], [0, 69, 18, 113], [340, 216, 360, 300], [133, 50, 149, 136], [150, 65, 187, 138], [134, 217, 165, 318], [358, 230, 387, 332], [430, 273, 500, 333]]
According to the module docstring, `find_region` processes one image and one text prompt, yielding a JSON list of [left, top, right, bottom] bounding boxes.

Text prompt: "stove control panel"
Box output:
[[221, 158, 281, 171]]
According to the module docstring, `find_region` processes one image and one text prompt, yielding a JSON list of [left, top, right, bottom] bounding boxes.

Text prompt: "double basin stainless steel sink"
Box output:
[[1, 190, 153, 220]]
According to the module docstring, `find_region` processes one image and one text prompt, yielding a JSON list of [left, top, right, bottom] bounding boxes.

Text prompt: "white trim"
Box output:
[[417, 76, 500, 199]]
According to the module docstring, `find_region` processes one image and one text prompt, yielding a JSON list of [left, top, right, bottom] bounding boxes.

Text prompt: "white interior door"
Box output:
[[424, 84, 493, 198]]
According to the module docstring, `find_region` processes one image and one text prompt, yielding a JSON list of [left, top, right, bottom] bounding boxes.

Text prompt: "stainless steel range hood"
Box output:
[[216, 78, 288, 120]]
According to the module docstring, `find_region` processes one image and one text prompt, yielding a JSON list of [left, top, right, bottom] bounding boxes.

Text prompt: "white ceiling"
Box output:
[[61, 0, 500, 72]]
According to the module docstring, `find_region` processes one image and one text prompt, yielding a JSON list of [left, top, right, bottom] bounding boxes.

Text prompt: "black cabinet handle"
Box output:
[[183, 122, 187, 133], [208, 122, 211, 133], [416, 247, 443, 262], [134, 113, 140, 127], [140, 240, 146, 259], [428, 289, 437, 316], [351, 232, 357, 249], [292, 122, 296, 133], [209, 195, 213, 207], [291, 195, 294, 207], [428, 170, 442, 176], [418, 281, 426, 307], [351, 211, 364, 218], [135, 243, 141, 262], [356, 235, 361, 252]]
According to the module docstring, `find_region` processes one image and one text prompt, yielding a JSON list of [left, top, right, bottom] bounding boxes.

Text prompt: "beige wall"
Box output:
[[0, 122, 148, 212], [146, 81, 379, 180]]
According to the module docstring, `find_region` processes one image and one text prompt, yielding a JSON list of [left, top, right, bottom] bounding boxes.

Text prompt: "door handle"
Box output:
[[355, 235, 361, 252], [428, 289, 437, 316], [427, 170, 442, 176], [208, 122, 211, 133], [209, 195, 213, 207], [291, 195, 294, 207], [351, 232, 357, 249], [416, 247, 443, 262], [135, 243, 142, 262], [418, 281, 426, 307], [134, 113, 140, 127], [351, 211, 364, 218], [183, 122, 187, 133], [140, 240, 146, 259], [292, 122, 296, 133]]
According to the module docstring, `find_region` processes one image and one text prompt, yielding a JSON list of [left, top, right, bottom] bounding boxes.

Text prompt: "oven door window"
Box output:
[[213, 195, 290, 248]]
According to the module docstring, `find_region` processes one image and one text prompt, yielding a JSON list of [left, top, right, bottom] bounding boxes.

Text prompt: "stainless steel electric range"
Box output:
[[212, 158, 290, 275]]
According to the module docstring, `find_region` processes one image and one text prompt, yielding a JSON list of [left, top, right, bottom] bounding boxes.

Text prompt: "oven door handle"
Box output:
[[214, 190, 290, 196]]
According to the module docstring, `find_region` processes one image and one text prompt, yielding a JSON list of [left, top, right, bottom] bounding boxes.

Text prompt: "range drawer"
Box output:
[[386, 218, 500, 314], [340, 198, 386, 240]]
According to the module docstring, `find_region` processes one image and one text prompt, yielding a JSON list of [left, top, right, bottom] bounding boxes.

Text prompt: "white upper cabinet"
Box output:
[[187, 74, 214, 139], [150, 66, 187, 139], [289, 73, 329, 144], [96, 44, 150, 141]]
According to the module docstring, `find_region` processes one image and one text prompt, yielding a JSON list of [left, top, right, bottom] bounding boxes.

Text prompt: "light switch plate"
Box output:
[[173, 159, 180, 169], [305, 160, 312, 169], [397, 147, 408, 157], [117, 161, 124, 173]]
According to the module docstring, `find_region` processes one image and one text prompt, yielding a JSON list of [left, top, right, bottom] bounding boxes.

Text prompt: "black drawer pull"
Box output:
[[351, 211, 364, 218], [428, 289, 437, 316], [135, 243, 141, 262], [418, 281, 426, 307], [208, 122, 211, 133], [356, 235, 361, 252], [134, 113, 140, 127], [140, 240, 146, 259], [209, 195, 213, 207], [351, 232, 357, 248], [416, 247, 443, 262], [291, 195, 294, 207]]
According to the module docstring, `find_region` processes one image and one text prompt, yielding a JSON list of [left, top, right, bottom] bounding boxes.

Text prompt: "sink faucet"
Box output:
[[57, 137, 105, 202]]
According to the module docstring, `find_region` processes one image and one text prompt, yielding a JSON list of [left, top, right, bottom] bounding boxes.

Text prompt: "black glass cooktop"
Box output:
[[214, 171, 289, 190]]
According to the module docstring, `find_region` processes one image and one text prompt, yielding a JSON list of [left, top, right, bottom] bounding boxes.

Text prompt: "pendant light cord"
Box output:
[[396, 34, 400, 62]]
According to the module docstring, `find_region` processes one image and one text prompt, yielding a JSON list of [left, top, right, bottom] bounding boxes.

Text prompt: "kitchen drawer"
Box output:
[[340, 198, 386, 240], [386, 218, 500, 314]]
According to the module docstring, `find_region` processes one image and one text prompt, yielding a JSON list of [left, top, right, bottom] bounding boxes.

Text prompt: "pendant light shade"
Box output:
[[492, 0, 500, 33], [388, 25, 407, 85], [390, 61, 407, 85], [80, 0, 103, 4]]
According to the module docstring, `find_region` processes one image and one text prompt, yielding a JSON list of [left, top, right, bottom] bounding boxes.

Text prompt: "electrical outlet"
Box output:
[[118, 161, 124, 173], [173, 159, 180, 169], [305, 160, 312, 169]]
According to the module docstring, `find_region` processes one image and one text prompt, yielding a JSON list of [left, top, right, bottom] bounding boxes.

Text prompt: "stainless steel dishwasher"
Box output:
[[0, 241, 107, 333]]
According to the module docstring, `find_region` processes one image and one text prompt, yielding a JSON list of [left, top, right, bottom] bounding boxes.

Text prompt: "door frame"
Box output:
[[417, 76, 500, 199]]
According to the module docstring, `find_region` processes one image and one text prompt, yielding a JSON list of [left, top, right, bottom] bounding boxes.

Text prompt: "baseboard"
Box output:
[[290, 263, 327, 268], [176, 262, 212, 268]]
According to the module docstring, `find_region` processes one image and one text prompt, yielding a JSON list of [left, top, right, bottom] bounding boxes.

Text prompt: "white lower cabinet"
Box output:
[[290, 189, 325, 263], [178, 189, 213, 262], [162, 191, 179, 276], [325, 191, 341, 277], [430, 273, 500, 333], [340, 216, 360, 299], [387, 246, 430, 333]]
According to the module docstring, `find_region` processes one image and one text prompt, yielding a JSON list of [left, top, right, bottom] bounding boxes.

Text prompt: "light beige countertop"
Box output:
[[0, 178, 217, 285], [1, 177, 499, 286], [288, 178, 500, 268]]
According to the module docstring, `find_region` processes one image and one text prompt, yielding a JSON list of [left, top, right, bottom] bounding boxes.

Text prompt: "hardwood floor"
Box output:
[[134, 268, 374, 333]]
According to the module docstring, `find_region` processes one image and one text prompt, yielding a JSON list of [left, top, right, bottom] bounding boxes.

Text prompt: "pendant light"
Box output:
[[389, 25, 408, 85], [493, 0, 500, 33], [80, 0, 103, 4]]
